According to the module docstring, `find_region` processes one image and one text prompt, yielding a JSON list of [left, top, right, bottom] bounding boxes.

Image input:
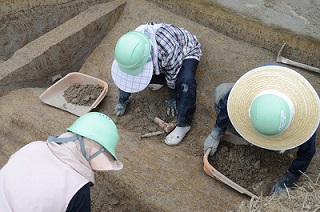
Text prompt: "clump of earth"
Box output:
[[63, 83, 103, 106], [209, 141, 295, 196]]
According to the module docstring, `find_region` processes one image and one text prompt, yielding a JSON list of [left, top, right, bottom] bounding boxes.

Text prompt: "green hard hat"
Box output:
[[249, 94, 291, 137], [114, 31, 151, 75], [67, 112, 120, 159]]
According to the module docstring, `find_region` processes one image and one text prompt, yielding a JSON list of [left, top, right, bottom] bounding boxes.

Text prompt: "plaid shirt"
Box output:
[[148, 23, 202, 89]]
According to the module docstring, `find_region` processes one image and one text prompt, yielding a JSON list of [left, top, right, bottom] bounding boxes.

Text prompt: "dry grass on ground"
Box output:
[[237, 173, 320, 212]]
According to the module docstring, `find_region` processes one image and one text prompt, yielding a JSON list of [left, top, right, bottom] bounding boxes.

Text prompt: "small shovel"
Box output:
[[276, 43, 320, 74], [203, 148, 259, 199]]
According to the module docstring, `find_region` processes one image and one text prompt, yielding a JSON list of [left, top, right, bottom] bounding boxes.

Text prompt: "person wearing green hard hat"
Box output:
[[0, 112, 123, 212], [203, 63, 320, 195], [111, 22, 202, 146]]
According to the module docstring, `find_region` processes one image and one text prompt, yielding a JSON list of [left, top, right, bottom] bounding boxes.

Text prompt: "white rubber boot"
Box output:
[[165, 126, 190, 146], [148, 84, 164, 91]]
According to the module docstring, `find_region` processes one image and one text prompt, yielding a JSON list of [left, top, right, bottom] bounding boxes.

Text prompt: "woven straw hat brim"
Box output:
[[227, 65, 320, 150]]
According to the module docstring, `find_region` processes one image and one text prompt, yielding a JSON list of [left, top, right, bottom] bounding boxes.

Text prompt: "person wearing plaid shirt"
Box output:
[[111, 22, 202, 145]]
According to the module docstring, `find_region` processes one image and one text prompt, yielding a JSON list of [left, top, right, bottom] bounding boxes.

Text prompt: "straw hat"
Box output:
[[227, 65, 320, 150]]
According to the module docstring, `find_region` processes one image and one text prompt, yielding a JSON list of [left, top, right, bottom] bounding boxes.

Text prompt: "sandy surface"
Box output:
[[1, 0, 320, 211], [82, 0, 320, 210]]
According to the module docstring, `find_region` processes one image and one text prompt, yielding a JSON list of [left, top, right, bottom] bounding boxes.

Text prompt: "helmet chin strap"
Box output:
[[47, 134, 105, 161]]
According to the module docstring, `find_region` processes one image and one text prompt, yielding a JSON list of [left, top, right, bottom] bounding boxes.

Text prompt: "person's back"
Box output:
[[0, 112, 123, 212], [0, 140, 89, 212]]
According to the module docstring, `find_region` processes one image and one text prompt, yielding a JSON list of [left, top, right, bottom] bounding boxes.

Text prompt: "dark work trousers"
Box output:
[[152, 59, 198, 127], [215, 91, 316, 178], [66, 183, 91, 212], [288, 133, 316, 176], [118, 59, 199, 127], [149, 73, 166, 85]]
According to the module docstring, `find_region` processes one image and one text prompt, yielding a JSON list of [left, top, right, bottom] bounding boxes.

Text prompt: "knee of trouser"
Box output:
[[214, 83, 235, 105], [176, 74, 196, 88]]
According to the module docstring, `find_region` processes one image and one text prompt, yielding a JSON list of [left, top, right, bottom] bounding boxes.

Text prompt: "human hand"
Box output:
[[167, 88, 177, 117], [270, 171, 299, 195], [114, 89, 131, 116], [114, 101, 129, 116], [167, 98, 176, 117], [204, 126, 224, 156]]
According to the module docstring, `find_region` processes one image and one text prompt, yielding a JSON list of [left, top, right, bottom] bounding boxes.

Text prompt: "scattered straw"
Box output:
[[237, 173, 320, 212]]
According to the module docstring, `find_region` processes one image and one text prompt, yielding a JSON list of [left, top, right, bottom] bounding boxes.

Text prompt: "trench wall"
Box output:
[[0, 0, 125, 97], [147, 0, 320, 68], [0, 0, 115, 60]]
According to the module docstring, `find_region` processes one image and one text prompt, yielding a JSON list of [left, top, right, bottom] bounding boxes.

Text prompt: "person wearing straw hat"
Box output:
[[111, 22, 202, 146], [0, 112, 123, 212], [203, 63, 320, 195]]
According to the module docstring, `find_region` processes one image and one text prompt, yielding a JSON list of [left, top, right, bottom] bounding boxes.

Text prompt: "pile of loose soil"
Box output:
[[63, 83, 103, 106], [209, 141, 295, 196]]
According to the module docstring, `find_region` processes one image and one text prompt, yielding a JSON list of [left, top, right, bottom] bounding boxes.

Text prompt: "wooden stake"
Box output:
[[141, 131, 164, 138], [153, 117, 176, 133]]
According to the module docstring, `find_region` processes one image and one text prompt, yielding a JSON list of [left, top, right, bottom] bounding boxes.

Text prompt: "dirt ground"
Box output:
[[1, 0, 320, 211], [67, 80, 316, 199], [71, 81, 297, 198], [68, 0, 320, 210]]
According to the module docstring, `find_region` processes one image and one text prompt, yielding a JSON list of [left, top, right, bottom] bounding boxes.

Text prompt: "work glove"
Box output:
[[167, 88, 177, 117], [204, 125, 224, 156], [114, 101, 129, 116], [114, 89, 131, 116], [270, 171, 300, 195]]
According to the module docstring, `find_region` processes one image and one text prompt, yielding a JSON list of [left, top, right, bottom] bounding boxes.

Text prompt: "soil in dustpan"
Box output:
[[63, 83, 103, 106], [208, 141, 296, 196]]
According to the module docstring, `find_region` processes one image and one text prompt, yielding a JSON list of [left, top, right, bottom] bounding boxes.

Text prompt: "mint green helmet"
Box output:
[[114, 31, 151, 75], [67, 112, 119, 159], [249, 93, 293, 137]]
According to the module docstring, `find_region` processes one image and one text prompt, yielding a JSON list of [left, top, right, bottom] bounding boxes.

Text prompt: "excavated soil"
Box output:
[[63, 83, 103, 106], [69, 0, 320, 210], [1, 0, 320, 211], [209, 142, 294, 196]]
